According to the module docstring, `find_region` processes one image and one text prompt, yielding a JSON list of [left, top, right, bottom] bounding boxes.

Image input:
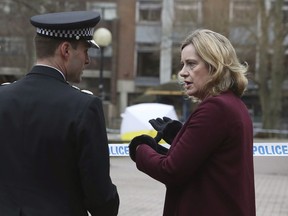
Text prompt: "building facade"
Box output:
[[0, 0, 288, 128]]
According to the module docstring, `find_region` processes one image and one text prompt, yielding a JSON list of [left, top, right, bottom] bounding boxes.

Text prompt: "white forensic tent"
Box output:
[[120, 103, 178, 141]]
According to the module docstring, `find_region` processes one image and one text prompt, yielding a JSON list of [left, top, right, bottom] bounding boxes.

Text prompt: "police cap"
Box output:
[[30, 11, 101, 48]]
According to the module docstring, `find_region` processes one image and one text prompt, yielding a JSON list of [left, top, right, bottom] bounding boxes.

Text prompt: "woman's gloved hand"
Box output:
[[129, 135, 158, 162], [149, 116, 182, 144]]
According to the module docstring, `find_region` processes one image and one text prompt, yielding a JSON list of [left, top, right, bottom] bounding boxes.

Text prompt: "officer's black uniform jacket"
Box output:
[[0, 65, 119, 216]]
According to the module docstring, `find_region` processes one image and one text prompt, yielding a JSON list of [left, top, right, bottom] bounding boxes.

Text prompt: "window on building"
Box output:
[[137, 43, 160, 77], [0, 0, 29, 15], [0, 37, 26, 68], [230, 0, 257, 26], [174, 0, 202, 24], [0, 0, 12, 14], [86, 2, 117, 20], [137, 1, 162, 23], [271, 0, 288, 24], [285, 1, 288, 23], [0, 37, 25, 55], [172, 44, 182, 77]]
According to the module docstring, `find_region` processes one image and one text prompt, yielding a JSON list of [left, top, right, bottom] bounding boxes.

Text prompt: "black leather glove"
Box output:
[[149, 116, 182, 144], [129, 135, 158, 162], [156, 144, 169, 155]]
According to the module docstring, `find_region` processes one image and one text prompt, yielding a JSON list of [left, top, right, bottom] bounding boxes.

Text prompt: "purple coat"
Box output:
[[136, 91, 256, 216]]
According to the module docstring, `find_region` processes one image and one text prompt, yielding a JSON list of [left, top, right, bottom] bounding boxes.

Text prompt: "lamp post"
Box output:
[[93, 27, 112, 100]]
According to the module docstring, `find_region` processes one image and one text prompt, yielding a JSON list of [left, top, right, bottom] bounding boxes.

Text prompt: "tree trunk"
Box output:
[[257, 0, 285, 130], [257, 0, 271, 129], [270, 0, 285, 129]]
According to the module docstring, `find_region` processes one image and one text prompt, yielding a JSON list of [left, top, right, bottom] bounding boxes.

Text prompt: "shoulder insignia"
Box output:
[[71, 85, 93, 95], [1, 82, 11, 86], [81, 89, 93, 95], [72, 85, 80, 90]]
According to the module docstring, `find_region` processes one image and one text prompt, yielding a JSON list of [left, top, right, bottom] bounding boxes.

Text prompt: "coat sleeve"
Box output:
[[76, 97, 119, 216], [135, 98, 232, 186]]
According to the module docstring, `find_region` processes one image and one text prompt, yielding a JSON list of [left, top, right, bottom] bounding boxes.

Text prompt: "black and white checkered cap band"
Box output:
[[36, 27, 94, 40]]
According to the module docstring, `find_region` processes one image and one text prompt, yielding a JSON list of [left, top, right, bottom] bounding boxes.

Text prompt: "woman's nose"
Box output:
[[179, 67, 188, 77]]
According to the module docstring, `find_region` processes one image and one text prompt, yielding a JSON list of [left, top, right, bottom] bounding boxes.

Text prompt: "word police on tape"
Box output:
[[109, 143, 288, 157], [109, 144, 129, 156], [253, 143, 288, 156]]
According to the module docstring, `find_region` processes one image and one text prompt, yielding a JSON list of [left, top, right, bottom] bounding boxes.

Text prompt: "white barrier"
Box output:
[[108, 143, 288, 157]]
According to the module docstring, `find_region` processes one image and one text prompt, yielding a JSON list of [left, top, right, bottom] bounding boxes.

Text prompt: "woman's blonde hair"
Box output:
[[181, 29, 248, 99]]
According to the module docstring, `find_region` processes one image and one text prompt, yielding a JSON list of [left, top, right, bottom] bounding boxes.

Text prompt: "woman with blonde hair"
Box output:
[[180, 29, 248, 100], [129, 29, 255, 216]]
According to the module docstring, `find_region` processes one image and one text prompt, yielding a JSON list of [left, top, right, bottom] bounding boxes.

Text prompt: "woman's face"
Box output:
[[179, 44, 211, 99]]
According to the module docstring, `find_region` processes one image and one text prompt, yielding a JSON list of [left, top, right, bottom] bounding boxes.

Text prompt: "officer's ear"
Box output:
[[59, 41, 71, 59]]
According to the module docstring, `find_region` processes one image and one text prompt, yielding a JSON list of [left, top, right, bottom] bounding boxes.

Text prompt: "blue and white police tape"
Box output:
[[108, 143, 170, 157], [108, 143, 288, 157], [253, 143, 288, 156], [109, 144, 129, 156]]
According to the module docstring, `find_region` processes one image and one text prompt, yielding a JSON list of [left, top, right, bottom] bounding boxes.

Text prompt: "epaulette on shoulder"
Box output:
[[71, 85, 93, 95], [81, 89, 93, 95], [1, 82, 11, 86], [71, 85, 80, 90]]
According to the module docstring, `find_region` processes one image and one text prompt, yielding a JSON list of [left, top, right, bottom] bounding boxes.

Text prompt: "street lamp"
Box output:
[[93, 27, 112, 100]]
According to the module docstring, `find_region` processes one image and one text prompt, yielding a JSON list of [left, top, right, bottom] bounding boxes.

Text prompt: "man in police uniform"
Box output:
[[0, 11, 119, 216]]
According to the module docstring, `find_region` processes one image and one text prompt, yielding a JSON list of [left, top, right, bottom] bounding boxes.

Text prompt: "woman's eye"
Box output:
[[187, 62, 195, 69]]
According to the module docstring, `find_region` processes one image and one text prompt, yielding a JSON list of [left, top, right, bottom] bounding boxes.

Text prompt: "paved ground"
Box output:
[[109, 156, 288, 216]]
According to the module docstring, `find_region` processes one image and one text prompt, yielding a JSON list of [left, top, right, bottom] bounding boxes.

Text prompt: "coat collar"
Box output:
[[28, 65, 67, 83]]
